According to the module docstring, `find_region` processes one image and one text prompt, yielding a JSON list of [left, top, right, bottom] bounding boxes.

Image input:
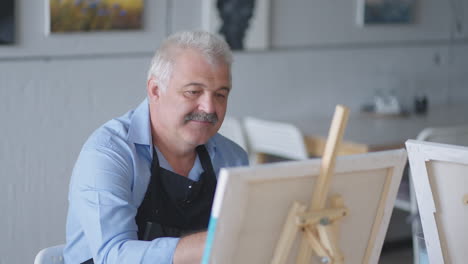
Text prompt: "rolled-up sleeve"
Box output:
[[69, 144, 179, 264]]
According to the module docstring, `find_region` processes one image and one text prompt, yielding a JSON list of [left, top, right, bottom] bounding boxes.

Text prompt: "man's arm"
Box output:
[[173, 231, 207, 264], [69, 144, 179, 263]]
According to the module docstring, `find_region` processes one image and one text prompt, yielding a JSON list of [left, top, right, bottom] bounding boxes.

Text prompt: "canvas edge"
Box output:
[[221, 149, 407, 183], [201, 168, 230, 264], [364, 149, 407, 263], [406, 139, 468, 264]]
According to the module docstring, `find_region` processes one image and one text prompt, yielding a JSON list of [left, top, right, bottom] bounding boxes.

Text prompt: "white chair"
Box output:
[[243, 117, 308, 164], [416, 125, 468, 145], [410, 125, 468, 264], [34, 244, 65, 264], [218, 116, 248, 151]]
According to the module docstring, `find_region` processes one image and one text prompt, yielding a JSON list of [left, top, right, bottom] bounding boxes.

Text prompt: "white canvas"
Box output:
[[202, 149, 407, 264], [406, 140, 468, 264]]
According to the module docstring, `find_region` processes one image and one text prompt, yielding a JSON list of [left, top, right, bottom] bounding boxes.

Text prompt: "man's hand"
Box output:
[[173, 231, 207, 264]]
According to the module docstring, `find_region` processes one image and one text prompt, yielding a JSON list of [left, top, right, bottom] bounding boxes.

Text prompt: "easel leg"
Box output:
[[295, 236, 313, 264], [271, 202, 307, 264], [299, 227, 330, 264], [329, 195, 345, 263], [317, 225, 344, 264]]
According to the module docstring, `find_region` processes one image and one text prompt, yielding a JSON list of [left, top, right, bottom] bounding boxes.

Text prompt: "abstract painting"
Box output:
[[359, 0, 415, 25], [0, 0, 14, 44], [202, 0, 270, 51], [48, 0, 144, 33]]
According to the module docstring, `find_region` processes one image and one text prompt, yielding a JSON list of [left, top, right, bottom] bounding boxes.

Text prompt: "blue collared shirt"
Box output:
[[64, 99, 249, 264]]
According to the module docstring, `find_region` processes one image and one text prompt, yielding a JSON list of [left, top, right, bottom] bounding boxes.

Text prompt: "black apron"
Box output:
[[82, 145, 217, 264]]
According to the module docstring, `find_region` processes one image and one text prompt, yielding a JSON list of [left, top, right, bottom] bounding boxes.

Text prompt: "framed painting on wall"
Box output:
[[357, 0, 415, 26], [202, 0, 270, 51], [0, 0, 14, 44], [47, 0, 144, 34]]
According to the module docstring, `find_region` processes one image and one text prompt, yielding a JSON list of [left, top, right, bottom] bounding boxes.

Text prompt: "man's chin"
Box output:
[[183, 126, 217, 143], [187, 134, 214, 147], [180, 132, 205, 145]]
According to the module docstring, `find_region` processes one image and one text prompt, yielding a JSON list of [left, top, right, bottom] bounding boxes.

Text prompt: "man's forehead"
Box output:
[[181, 82, 231, 91], [173, 48, 230, 69]]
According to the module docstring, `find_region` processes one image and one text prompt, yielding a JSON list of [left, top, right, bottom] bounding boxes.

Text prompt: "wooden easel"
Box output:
[[271, 105, 350, 264]]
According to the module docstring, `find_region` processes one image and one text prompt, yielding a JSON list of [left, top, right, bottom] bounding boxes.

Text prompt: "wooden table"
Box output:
[[287, 103, 468, 153]]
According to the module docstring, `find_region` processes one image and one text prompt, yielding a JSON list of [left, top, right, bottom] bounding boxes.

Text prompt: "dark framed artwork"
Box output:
[[358, 0, 415, 25], [0, 0, 14, 44], [202, 0, 270, 51], [48, 0, 144, 33]]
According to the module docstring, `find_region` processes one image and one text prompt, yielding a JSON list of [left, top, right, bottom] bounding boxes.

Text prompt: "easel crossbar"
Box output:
[[296, 207, 348, 227]]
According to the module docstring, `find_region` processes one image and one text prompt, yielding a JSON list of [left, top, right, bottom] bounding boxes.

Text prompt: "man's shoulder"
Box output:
[[211, 133, 245, 151], [211, 133, 249, 165], [83, 110, 134, 152]]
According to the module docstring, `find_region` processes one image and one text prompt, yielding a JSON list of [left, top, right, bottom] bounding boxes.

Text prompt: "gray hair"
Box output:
[[147, 31, 233, 92]]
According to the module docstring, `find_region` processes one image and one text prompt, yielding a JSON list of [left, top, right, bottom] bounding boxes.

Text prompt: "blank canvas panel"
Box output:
[[407, 140, 468, 264], [203, 149, 407, 264]]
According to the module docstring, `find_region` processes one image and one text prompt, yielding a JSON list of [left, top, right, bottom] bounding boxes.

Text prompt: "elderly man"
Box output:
[[64, 31, 249, 264]]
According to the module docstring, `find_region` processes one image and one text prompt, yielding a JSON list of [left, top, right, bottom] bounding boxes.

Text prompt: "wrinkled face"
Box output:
[[149, 49, 231, 149]]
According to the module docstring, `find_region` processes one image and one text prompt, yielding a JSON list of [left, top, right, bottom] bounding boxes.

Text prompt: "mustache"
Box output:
[[184, 112, 218, 124]]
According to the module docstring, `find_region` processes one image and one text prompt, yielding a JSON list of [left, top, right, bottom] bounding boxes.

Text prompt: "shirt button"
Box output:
[[188, 185, 192, 189]]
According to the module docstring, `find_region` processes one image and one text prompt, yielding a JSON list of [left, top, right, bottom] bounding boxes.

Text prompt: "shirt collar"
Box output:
[[127, 98, 152, 147], [204, 135, 217, 159]]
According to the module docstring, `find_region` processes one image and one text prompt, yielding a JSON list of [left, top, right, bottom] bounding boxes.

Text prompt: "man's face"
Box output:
[[150, 49, 231, 149]]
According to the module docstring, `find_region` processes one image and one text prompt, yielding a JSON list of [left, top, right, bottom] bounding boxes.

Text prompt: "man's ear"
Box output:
[[147, 77, 161, 101]]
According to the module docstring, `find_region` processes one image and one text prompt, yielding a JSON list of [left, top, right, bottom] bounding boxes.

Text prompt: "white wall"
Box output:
[[0, 57, 148, 264], [230, 44, 458, 119], [1, 0, 468, 263], [271, 0, 456, 47]]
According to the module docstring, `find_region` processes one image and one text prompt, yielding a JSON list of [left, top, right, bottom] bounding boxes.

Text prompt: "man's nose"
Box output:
[[198, 94, 216, 113]]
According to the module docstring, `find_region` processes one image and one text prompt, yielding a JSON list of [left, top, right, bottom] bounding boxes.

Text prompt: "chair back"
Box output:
[[416, 125, 468, 146], [244, 117, 308, 163], [34, 244, 65, 264], [218, 116, 248, 151]]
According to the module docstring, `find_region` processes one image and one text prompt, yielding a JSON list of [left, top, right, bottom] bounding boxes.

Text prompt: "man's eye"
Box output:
[[216, 93, 227, 99], [185, 91, 200, 96]]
